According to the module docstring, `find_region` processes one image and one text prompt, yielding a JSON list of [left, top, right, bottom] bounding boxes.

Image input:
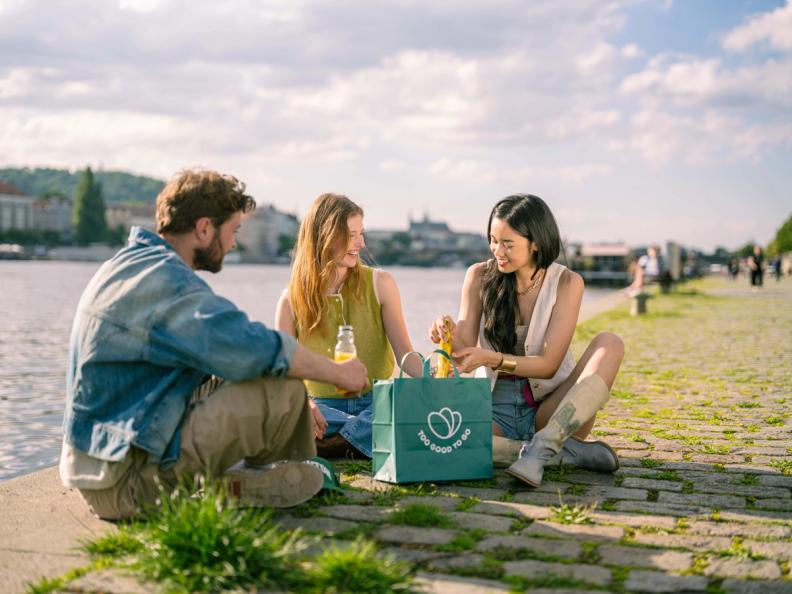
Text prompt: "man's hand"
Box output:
[[308, 398, 328, 439], [334, 357, 369, 393]]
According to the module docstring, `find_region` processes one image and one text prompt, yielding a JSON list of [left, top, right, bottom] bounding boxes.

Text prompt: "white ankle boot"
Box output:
[[506, 374, 613, 487]]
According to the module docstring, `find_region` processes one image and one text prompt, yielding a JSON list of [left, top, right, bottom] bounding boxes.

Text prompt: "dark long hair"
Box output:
[[481, 195, 561, 354]]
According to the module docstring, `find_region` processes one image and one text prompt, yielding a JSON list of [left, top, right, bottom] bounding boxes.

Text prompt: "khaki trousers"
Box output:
[[80, 376, 316, 520]]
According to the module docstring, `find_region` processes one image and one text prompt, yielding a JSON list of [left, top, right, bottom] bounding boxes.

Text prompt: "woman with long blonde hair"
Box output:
[[276, 193, 421, 458]]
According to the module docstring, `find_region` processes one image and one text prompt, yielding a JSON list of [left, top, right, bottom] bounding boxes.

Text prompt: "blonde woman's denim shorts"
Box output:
[[492, 377, 537, 441]]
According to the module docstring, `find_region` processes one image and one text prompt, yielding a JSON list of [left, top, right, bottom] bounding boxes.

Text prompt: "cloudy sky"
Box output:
[[1, 0, 790, 251]]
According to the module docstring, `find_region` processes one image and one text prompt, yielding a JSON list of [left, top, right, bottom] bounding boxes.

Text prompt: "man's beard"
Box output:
[[193, 232, 225, 273]]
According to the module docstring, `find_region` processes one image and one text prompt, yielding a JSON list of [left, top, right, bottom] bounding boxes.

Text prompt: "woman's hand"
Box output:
[[452, 347, 502, 374], [308, 398, 328, 439], [429, 315, 456, 344]]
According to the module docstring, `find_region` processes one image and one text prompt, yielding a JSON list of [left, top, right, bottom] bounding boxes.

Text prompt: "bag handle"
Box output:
[[398, 351, 426, 378], [423, 349, 462, 379]]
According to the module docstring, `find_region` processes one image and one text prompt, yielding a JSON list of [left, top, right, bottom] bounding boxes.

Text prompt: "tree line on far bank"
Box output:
[[2, 165, 791, 259]]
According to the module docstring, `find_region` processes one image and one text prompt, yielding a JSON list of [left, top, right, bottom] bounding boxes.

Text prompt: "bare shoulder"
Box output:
[[375, 268, 398, 292], [466, 261, 489, 283], [558, 268, 584, 294]]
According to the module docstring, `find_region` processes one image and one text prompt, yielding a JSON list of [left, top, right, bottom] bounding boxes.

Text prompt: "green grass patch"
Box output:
[[388, 504, 452, 528], [436, 529, 486, 552], [765, 415, 786, 426], [735, 474, 760, 486], [305, 538, 415, 593], [455, 496, 480, 512], [770, 459, 792, 476], [549, 501, 595, 525], [640, 459, 662, 469]]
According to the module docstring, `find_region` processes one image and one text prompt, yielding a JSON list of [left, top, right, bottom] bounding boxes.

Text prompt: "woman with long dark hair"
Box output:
[[276, 193, 421, 459], [430, 194, 624, 487]]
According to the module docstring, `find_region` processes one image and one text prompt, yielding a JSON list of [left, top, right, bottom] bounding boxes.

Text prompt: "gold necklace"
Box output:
[[517, 269, 544, 296]]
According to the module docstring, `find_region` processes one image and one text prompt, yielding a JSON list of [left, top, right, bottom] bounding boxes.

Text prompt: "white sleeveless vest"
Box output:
[[475, 261, 577, 401]]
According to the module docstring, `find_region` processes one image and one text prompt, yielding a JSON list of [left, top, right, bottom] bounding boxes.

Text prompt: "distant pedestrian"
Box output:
[[728, 258, 739, 280], [749, 245, 764, 290], [772, 256, 782, 282]]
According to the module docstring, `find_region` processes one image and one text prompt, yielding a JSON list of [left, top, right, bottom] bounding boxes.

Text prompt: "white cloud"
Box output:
[[723, 0, 792, 52], [378, 159, 406, 172], [620, 43, 643, 59], [426, 158, 611, 185]]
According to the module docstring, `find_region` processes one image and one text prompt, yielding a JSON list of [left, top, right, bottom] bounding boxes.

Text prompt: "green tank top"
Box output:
[[295, 266, 395, 397]]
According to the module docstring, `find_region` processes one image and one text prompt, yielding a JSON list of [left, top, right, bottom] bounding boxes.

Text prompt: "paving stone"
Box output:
[[511, 491, 593, 506], [758, 475, 792, 488], [703, 556, 782, 580], [415, 572, 512, 594], [379, 546, 450, 564], [343, 490, 376, 504], [744, 540, 792, 561], [318, 504, 390, 523], [502, 559, 611, 586], [528, 590, 618, 594], [598, 545, 692, 571], [715, 509, 792, 523], [448, 511, 514, 532], [755, 498, 792, 511], [689, 454, 746, 464], [590, 511, 677, 529], [631, 532, 732, 552], [658, 491, 745, 509], [427, 553, 486, 571], [584, 486, 649, 501], [67, 569, 150, 594], [375, 525, 458, 546], [693, 483, 790, 498], [399, 495, 460, 511], [475, 535, 581, 559], [560, 471, 619, 486], [722, 578, 792, 594], [277, 516, 358, 535], [621, 477, 684, 492], [435, 486, 506, 500], [615, 500, 708, 517], [470, 500, 552, 520], [522, 520, 624, 541], [534, 481, 573, 493], [624, 570, 707, 593], [686, 520, 791, 538], [347, 476, 396, 492]]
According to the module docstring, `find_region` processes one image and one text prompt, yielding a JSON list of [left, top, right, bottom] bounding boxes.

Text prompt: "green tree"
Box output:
[[773, 212, 792, 254], [72, 167, 108, 245]]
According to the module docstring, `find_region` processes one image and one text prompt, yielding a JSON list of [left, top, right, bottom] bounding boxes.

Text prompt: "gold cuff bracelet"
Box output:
[[496, 354, 517, 373]]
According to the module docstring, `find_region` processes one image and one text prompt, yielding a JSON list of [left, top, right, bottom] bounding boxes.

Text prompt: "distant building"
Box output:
[[33, 195, 72, 234], [408, 213, 487, 252], [0, 182, 35, 232], [237, 204, 299, 263], [569, 242, 631, 284], [106, 203, 156, 232]]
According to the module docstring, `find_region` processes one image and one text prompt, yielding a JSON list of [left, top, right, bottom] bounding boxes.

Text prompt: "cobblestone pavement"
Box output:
[[50, 278, 792, 593], [277, 278, 792, 594]]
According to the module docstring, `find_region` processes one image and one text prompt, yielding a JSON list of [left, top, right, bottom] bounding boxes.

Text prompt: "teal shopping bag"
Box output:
[[372, 350, 493, 484]]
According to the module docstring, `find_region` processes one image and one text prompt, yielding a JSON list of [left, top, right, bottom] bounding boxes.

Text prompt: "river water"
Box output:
[[0, 260, 614, 482]]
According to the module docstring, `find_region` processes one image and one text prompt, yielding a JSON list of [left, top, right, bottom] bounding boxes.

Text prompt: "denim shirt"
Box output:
[[62, 227, 297, 467]]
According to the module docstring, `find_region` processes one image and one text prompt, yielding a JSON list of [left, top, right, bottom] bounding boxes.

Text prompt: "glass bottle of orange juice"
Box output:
[[334, 325, 357, 362]]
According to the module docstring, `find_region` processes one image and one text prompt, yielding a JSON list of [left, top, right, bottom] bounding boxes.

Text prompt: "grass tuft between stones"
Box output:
[[73, 479, 417, 594], [388, 503, 452, 528]]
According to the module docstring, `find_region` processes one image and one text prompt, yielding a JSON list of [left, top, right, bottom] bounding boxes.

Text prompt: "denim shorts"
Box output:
[[492, 377, 537, 441], [312, 391, 373, 458]]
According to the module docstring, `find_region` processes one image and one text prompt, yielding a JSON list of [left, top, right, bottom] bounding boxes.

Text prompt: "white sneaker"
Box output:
[[224, 460, 324, 508]]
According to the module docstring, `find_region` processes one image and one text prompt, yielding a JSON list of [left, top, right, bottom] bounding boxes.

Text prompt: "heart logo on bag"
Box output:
[[427, 407, 463, 440]]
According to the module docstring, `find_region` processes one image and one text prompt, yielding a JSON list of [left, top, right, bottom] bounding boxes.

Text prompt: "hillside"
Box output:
[[0, 167, 165, 204]]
